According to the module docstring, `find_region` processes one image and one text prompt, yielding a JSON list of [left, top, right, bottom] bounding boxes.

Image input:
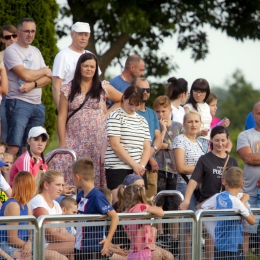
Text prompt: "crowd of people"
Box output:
[[0, 17, 259, 260]]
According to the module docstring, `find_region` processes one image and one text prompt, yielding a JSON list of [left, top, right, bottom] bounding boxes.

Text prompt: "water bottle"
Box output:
[[257, 188, 260, 208], [18, 54, 33, 88]]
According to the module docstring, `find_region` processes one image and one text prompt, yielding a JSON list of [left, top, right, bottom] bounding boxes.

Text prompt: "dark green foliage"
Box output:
[[59, 0, 260, 77], [0, 0, 59, 141]]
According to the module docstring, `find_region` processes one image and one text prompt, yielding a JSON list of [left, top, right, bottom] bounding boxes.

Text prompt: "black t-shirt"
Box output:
[[191, 152, 238, 202]]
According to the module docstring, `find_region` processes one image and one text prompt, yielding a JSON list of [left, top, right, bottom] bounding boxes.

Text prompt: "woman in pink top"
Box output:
[[119, 184, 174, 260], [10, 126, 48, 186]]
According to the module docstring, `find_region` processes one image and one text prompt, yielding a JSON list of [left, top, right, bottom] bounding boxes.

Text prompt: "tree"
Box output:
[[58, 0, 260, 78], [0, 0, 59, 141], [218, 69, 260, 131]]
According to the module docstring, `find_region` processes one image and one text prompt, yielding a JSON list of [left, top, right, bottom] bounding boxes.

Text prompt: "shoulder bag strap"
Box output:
[[66, 92, 91, 124], [180, 174, 189, 184], [220, 154, 230, 192]]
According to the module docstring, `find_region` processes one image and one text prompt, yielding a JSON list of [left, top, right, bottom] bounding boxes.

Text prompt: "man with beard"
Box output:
[[132, 77, 162, 198]]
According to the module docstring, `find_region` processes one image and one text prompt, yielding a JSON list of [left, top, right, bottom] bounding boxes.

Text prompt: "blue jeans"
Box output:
[[1, 96, 7, 142], [177, 182, 197, 212], [6, 99, 45, 147], [243, 196, 259, 234]]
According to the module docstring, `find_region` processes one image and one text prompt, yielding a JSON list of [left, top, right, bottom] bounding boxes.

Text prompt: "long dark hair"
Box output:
[[186, 78, 210, 110], [166, 77, 188, 101], [69, 52, 102, 102]]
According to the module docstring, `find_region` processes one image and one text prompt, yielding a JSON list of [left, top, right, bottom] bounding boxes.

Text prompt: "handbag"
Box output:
[[66, 91, 91, 124], [196, 154, 230, 209]]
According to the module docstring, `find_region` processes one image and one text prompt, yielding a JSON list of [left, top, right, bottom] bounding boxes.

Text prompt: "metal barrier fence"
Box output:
[[0, 209, 259, 259]]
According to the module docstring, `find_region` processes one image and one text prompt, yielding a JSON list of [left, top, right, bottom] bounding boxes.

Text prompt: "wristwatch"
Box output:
[[152, 145, 158, 153]]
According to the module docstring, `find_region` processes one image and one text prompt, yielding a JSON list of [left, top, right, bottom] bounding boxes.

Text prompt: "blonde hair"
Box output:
[[35, 169, 63, 194], [153, 95, 171, 109], [72, 157, 95, 181], [183, 111, 201, 123], [59, 197, 77, 209], [117, 184, 151, 212], [224, 167, 244, 188]]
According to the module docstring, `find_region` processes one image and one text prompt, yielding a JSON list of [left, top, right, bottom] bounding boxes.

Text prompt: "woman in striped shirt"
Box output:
[[105, 85, 151, 203]]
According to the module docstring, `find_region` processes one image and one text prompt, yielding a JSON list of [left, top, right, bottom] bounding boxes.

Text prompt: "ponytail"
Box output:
[[166, 77, 188, 101]]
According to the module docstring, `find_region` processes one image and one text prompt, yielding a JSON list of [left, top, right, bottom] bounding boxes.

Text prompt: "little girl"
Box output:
[[119, 184, 174, 260], [9, 126, 49, 186], [206, 93, 230, 129]]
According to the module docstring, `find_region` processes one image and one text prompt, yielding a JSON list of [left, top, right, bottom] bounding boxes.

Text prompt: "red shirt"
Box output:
[[10, 151, 48, 187]]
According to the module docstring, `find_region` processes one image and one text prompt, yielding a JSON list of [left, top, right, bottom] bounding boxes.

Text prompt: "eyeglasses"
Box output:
[[3, 33, 18, 40], [193, 90, 206, 95], [19, 29, 36, 34], [140, 88, 151, 93]]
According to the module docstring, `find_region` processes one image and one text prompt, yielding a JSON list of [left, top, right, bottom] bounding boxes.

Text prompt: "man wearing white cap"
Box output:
[[52, 22, 101, 109]]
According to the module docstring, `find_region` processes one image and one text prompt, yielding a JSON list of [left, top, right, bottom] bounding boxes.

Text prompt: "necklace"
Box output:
[[81, 83, 89, 94]]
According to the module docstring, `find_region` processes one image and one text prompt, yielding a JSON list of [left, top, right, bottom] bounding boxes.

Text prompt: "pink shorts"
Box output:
[[127, 249, 152, 260]]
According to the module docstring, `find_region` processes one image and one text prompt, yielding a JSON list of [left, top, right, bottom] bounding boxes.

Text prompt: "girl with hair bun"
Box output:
[[166, 77, 188, 124]]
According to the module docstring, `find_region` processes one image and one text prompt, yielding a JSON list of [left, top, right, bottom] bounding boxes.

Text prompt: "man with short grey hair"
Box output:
[[52, 22, 100, 109]]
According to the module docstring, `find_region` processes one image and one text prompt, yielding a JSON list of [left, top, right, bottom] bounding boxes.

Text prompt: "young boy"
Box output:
[[201, 166, 255, 260], [72, 157, 119, 260], [153, 96, 183, 252], [1, 152, 14, 184], [60, 196, 78, 235]]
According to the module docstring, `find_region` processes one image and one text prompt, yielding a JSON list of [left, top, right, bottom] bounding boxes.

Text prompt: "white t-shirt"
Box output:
[[184, 102, 212, 140], [52, 47, 101, 84], [30, 194, 62, 215], [171, 104, 185, 124], [172, 134, 204, 183], [0, 174, 10, 192], [105, 107, 151, 169]]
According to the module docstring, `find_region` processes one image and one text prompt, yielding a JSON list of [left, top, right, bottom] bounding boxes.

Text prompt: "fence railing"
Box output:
[[0, 209, 259, 260]]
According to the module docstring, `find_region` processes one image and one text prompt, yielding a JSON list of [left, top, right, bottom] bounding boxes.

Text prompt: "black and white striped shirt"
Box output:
[[105, 107, 151, 169]]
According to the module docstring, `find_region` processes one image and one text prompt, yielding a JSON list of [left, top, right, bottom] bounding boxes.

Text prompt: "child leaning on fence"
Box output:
[[119, 184, 174, 260], [72, 157, 119, 260], [201, 166, 255, 260]]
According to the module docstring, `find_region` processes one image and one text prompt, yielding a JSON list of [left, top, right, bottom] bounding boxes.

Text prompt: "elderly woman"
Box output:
[[50, 52, 122, 188]]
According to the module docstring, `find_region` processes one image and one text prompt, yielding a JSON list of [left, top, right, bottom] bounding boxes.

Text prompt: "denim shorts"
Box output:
[[0, 240, 17, 258], [5, 99, 45, 147]]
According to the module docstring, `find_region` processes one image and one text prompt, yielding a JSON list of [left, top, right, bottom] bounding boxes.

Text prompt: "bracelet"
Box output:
[[34, 81, 37, 88]]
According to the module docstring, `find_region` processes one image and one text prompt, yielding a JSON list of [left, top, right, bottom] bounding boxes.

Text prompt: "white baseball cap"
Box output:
[[28, 126, 49, 140], [71, 22, 91, 33]]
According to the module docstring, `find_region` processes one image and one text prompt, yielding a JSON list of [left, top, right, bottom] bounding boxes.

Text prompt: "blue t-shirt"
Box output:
[[214, 191, 248, 252], [108, 76, 131, 106], [0, 198, 29, 242], [110, 75, 131, 94], [75, 187, 113, 252], [137, 107, 160, 168], [245, 112, 255, 130]]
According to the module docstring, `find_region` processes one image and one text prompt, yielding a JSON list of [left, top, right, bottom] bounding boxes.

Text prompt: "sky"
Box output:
[[56, 0, 260, 90]]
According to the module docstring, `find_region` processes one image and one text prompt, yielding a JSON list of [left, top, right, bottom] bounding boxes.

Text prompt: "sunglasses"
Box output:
[[140, 88, 151, 93], [3, 33, 18, 40]]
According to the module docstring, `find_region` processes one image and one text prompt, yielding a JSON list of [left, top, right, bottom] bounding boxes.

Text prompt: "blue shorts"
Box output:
[[0, 240, 17, 258], [6, 99, 45, 147]]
